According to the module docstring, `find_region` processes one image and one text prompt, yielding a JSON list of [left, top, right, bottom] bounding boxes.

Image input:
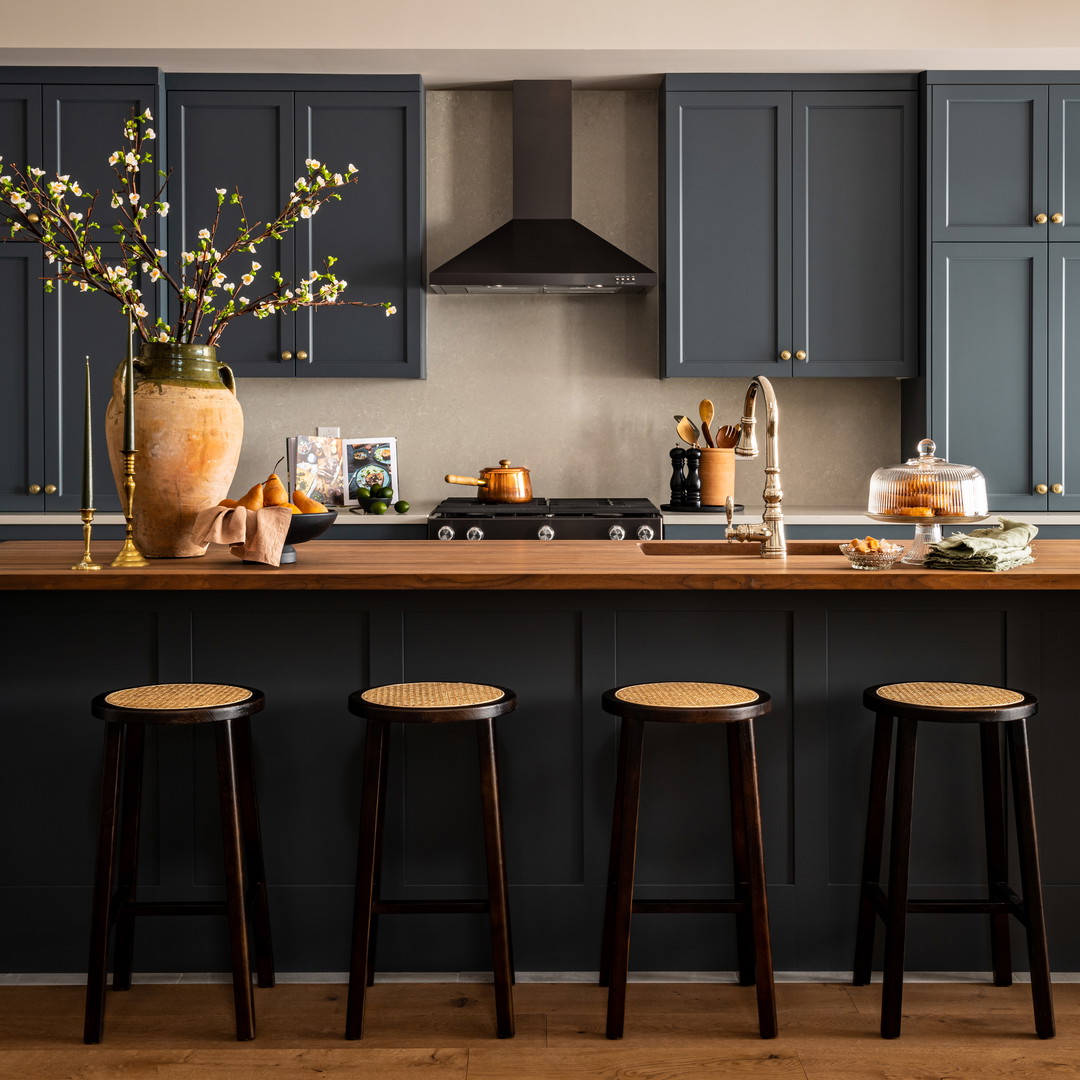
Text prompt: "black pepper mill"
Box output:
[[668, 446, 686, 507], [684, 447, 702, 509]]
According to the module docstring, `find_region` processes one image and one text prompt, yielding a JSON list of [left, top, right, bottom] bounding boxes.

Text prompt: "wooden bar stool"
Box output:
[[853, 681, 1054, 1039], [599, 682, 777, 1040], [345, 681, 517, 1040], [84, 683, 274, 1044]]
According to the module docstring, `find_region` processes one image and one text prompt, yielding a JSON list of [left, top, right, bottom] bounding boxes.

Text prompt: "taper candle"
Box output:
[[122, 313, 135, 453], [82, 356, 93, 509]]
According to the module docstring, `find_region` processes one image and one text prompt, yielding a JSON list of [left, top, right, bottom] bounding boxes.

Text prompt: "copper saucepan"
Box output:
[[444, 459, 533, 503]]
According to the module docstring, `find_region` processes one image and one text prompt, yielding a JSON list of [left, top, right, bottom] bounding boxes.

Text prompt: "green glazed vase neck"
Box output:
[[136, 343, 230, 390]]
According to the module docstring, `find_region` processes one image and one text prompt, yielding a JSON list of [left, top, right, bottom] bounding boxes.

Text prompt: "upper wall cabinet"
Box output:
[[167, 77, 424, 379], [0, 71, 160, 513], [932, 84, 1080, 241], [661, 76, 917, 378]]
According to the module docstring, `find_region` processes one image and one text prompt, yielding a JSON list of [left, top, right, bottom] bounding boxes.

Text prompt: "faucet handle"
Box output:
[[725, 495, 734, 527]]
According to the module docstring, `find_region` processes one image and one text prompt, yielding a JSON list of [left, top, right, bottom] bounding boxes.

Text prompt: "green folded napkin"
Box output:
[[923, 518, 1037, 572]]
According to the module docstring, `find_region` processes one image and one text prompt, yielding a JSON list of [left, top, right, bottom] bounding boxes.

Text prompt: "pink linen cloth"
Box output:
[[191, 505, 293, 566]]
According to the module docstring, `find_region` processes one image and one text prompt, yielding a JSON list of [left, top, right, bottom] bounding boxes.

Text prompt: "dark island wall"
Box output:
[[5, 588, 1078, 974]]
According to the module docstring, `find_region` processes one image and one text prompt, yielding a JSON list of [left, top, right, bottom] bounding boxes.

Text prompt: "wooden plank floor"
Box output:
[[1, 981, 1078, 1079]]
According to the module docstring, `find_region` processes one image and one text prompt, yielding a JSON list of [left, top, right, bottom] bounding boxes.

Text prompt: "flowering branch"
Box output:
[[0, 112, 396, 347]]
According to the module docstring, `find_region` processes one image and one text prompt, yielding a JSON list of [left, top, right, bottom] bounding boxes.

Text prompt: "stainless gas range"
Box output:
[[427, 497, 662, 542]]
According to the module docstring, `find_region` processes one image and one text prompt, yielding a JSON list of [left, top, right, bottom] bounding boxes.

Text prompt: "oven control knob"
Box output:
[[636, 525, 655, 541], [466, 526, 485, 541], [436, 525, 455, 541], [607, 525, 626, 541], [537, 525, 556, 541]]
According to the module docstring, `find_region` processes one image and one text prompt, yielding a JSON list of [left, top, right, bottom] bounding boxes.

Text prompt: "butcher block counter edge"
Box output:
[[1, 538, 1079, 590]]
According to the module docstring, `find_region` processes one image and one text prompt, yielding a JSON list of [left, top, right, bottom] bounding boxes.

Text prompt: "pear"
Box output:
[[235, 482, 265, 512], [263, 472, 289, 506], [293, 489, 328, 514]]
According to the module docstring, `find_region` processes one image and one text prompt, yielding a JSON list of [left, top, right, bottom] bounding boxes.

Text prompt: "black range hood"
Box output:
[[428, 81, 656, 295]]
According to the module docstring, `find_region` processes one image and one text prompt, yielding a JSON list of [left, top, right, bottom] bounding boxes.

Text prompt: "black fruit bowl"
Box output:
[[282, 507, 338, 563]]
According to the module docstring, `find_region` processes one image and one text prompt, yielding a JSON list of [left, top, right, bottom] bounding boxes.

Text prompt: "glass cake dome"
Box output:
[[867, 439, 988, 564]]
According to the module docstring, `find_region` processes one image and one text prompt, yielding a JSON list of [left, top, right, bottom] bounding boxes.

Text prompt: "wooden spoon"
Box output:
[[715, 423, 740, 448], [675, 415, 700, 448], [698, 399, 716, 447]]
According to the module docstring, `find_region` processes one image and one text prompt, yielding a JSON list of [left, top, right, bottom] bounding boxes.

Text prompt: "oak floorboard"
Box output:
[[1, 982, 1078, 1080]]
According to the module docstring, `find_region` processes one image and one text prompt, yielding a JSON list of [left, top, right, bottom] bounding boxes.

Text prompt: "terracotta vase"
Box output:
[[105, 343, 243, 558]]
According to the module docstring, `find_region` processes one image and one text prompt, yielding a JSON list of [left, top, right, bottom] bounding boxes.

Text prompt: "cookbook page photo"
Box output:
[[344, 437, 398, 504]]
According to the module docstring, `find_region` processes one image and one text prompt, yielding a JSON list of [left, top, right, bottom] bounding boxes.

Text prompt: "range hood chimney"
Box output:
[[428, 81, 656, 295]]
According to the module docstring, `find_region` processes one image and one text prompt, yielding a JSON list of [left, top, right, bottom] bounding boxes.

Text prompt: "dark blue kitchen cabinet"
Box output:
[[930, 243, 1048, 511], [931, 83, 1080, 242], [662, 76, 917, 378], [0, 71, 160, 513], [167, 77, 424, 378]]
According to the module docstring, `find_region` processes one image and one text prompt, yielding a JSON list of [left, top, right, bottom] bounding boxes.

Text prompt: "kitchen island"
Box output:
[[4, 538, 1079, 977]]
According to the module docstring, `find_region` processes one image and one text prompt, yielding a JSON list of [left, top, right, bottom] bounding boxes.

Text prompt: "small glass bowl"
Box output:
[[839, 542, 904, 570]]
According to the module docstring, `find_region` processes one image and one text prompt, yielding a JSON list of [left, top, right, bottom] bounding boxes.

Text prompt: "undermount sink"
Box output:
[[640, 541, 841, 557]]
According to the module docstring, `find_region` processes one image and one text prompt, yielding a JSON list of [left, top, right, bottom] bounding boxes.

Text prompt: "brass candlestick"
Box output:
[[71, 508, 102, 570], [111, 450, 148, 567]]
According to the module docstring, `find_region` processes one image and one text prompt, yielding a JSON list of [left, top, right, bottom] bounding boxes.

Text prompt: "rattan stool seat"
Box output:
[[876, 682, 1024, 709], [614, 681, 759, 708], [360, 681, 504, 709], [104, 683, 253, 710]]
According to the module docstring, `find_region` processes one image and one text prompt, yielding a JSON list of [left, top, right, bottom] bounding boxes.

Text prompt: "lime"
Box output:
[[368, 500, 389, 515], [394, 500, 410, 514], [376, 486, 394, 500]]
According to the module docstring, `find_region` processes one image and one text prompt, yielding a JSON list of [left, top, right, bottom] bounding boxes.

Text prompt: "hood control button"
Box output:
[[636, 525, 655, 541], [537, 525, 555, 541], [466, 526, 485, 541], [608, 525, 626, 541], [437, 525, 455, 541]]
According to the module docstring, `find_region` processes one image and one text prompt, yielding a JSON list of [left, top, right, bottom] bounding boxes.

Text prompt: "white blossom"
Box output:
[[250, 261, 261, 272], [144, 109, 153, 121], [155, 249, 167, 258], [70, 182, 82, 196], [212, 272, 226, 287], [111, 193, 123, 209], [143, 129, 156, 140], [69, 212, 83, 222], [132, 303, 148, 318], [183, 286, 197, 301], [238, 296, 249, 305], [347, 164, 358, 174], [108, 152, 120, 166], [157, 201, 170, 217], [157, 330, 169, 342], [215, 187, 226, 196], [305, 158, 321, 169], [181, 251, 194, 265], [385, 305, 397, 316], [332, 173, 344, 186], [124, 151, 138, 169], [300, 205, 313, 219], [29, 167, 44, 177], [241, 273, 254, 286], [128, 192, 140, 205], [149, 268, 161, 282]]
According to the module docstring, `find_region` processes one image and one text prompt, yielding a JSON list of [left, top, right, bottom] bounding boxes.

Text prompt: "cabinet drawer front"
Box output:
[[663, 92, 792, 377], [932, 85, 1048, 241], [792, 91, 916, 377], [931, 243, 1048, 510], [1049, 87, 1080, 241]]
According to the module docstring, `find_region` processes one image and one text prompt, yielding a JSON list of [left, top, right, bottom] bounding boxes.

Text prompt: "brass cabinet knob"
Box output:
[[795, 349, 807, 361], [26, 213, 39, 223], [1035, 483, 1049, 494], [296, 350, 309, 361], [779, 350, 792, 361], [1052, 483, 1064, 494], [1035, 213, 1049, 224], [44, 483, 57, 494], [27, 483, 41, 494], [281, 351, 293, 361], [1052, 213, 1065, 224]]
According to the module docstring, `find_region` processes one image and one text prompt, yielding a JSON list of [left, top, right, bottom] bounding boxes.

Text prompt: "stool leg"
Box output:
[[234, 716, 275, 989], [605, 716, 644, 1040], [346, 718, 389, 1039], [980, 723, 1012, 987], [599, 717, 628, 989], [216, 720, 256, 1041], [1007, 719, 1055, 1039], [727, 723, 755, 987], [111, 724, 145, 992], [734, 719, 777, 1039], [84, 723, 124, 1044], [854, 713, 894, 986], [880, 716, 918, 1039], [366, 721, 391, 987], [477, 717, 515, 1038]]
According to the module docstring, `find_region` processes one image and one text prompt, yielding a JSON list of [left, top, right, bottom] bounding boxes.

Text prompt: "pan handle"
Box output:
[[444, 474, 487, 487]]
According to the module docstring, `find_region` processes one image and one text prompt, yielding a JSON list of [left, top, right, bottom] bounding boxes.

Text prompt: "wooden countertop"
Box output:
[[2, 538, 1079, 590]]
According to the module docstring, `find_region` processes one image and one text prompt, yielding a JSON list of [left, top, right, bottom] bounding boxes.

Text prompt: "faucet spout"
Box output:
[[727, 375, 786, 558]]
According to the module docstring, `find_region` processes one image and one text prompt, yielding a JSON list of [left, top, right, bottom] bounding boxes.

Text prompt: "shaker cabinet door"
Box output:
[[1048, 87, 1080, 241], [295, 92, 424, 378], [930, 243, 1048, 510], [1047, 244, 1080, 508], [0, 85, 41, 238], [931, 85, 1048, 241], [43, 244, 157, 513], [792, 91, 916, 376], [167, 91, 297, 377], [0, 248, 45, 511], [662, 91, 792, 377]]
